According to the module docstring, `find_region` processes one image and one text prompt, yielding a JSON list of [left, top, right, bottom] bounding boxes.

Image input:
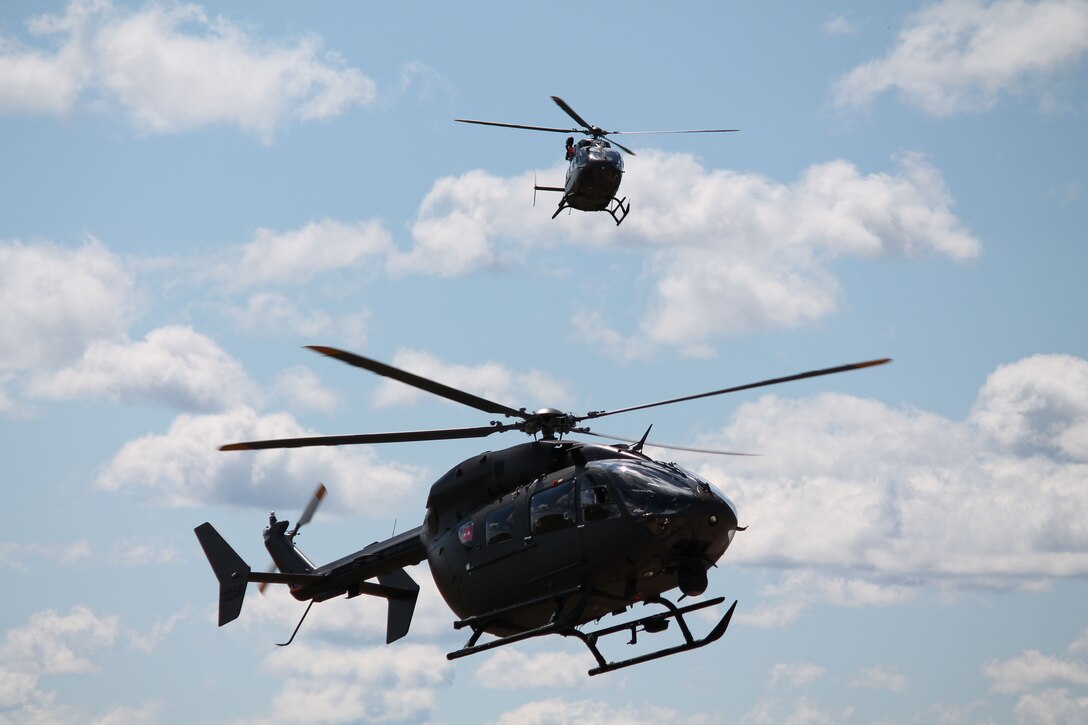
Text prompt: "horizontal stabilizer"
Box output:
[[533, 185, 565, 193], [194, 522, 251, 626]]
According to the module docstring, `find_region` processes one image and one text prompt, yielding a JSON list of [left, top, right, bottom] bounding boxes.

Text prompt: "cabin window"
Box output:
[[579, 473, 619, 522], [530, 480, 576, 534], [485, 503, 520, 545]]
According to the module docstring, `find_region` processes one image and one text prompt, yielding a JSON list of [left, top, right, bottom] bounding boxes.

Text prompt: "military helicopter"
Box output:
[[455, 96, 738, 225], [196, 346, 888, 675]]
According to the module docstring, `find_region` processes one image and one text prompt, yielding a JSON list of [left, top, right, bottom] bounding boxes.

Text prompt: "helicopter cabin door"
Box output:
[[521, 476, 584, 598]]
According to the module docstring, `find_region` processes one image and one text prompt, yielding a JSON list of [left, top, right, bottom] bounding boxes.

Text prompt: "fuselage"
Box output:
[[420, 441, 739, 635], [564, 139, 624, 211]]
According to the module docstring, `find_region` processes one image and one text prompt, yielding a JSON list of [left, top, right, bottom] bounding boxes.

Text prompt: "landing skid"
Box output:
[[547, 196, 630, 226], [603, 196, 630, 226], [446, 588, 737, 676]]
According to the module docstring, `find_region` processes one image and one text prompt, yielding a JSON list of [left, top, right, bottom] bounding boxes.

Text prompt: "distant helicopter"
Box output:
[[456, 96, 738, 225], [196, 346, 888, 675]]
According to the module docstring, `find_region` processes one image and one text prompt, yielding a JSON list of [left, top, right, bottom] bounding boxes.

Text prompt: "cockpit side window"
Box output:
[[530, 480, 576, 534], [578, 472, 620, 522], [485, 502, 521, 545]]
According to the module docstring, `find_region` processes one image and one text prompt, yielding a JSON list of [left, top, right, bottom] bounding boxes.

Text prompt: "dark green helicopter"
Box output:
[[456, 96, 738, 226], [196, 346, 888, 675]]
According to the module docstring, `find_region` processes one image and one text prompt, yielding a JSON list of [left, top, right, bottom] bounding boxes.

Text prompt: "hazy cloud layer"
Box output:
[[833, 0, 1088, 115], [691, 354, 1088, 625], [0, 0, 375, 140], [260, 642, 452, 723], [0, 607, 162, 723]]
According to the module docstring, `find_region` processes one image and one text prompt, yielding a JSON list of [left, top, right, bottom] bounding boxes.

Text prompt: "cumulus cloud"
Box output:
[[971, 353, 1088, 460], [28, 324, 260, 411], [0, 0, 376, 140], [224, 292, 370, 346], [833, 0, 1088, 115], [260, 642, 453, 723], [769, 662, 827, 688], [0, 238, 133, 372], [689, 354, 1088, 624], [848, 665, 909, 691], [274, 365, 341, 414], [399, 152, 978, 356], [372, 348, 574, 412], [239, 566, 453, 646], [96, 405, 425, 513], [0, 541, 91, 572], [0, 606, 119, 675], [225, 219, 392, 289], [491, 698, 695, 725], [474, 649, 599, 690], [981, 629, 1088, 722], [0, 607, 162, 723]]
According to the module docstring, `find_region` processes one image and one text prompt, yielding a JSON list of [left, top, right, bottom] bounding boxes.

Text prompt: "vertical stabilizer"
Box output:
[[377, 568, 420, 644], [194, 522, 251, 626]]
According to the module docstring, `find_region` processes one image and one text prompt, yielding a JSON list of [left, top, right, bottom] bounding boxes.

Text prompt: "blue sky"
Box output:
[[2, 1, 1087, 723]]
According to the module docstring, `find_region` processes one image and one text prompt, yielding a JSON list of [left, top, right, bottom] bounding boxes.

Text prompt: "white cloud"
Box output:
[[226, 219, 392, 288], [274, 365, 341, 414], [823, 14, 859, 36], [109, 539, 178, 567], [28, 324, 260, 411], [971, 354, 1088, 460], [833, 0, 1088, 115], [491, 698, 694, 725], [96, 405, 425, 513], [1012, 688, 1088, 725], [0, 606, 160, 723], [0, 541, 91, 571], [769, 662, 827, 688], [239, 565, 453, 646], [474, 649, 599, 690], [691, 354, 1088, 622], [372, 348, 573, 412], [400, 152, 978, 356], [848, 665, 909, 691], [741, 696, 852, 725], [225, 292, 370, 345], [0, 0, 376, 140], [983, 650, 1088, 695], [0, 606, 119, 675], [260, 642, 452, 723], [0, 238, 133, 372], [126, 611, 187, 654]]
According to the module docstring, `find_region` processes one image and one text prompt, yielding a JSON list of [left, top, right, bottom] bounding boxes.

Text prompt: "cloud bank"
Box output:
[[0, 0, 376, 140], [833, 0, 1088, 115]]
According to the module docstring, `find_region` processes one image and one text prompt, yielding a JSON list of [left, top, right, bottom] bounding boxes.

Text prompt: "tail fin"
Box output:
[[194, 522, 251, 626], [377, 568, 420, 644]]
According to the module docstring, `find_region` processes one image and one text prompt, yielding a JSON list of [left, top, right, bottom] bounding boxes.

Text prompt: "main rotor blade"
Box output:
[[606, 138, 638, 156], [582, 430, 759, 457], [609, 129, 740, 136], [307, 346, 526, 419], [583, 358, 892, 421], [455, 118, 581, 135], [551, 96, 594, 132], [220, 424, 519, 451]]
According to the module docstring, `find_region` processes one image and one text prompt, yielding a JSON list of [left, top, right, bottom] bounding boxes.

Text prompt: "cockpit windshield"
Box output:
[[590, 460, 695, 515], [586, 460, 737, 519]]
